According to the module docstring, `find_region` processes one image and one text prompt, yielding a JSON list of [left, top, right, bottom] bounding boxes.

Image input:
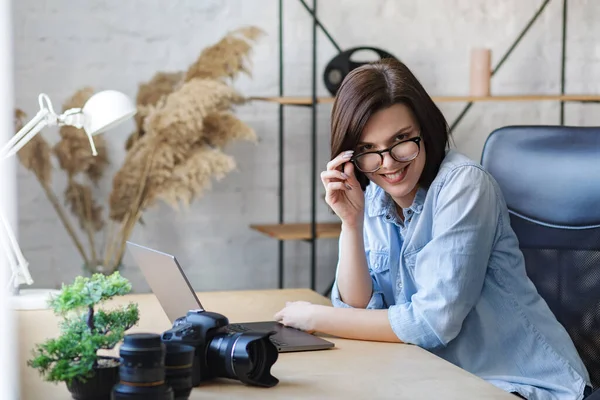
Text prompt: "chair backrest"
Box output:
[[481, 125, 600, 388]]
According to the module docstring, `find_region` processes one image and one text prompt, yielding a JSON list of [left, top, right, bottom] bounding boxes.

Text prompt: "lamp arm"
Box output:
[[60, 108, 98, 156], [0, 209, 32, 290], [0, 108, 49, 159], [0, 93, 58, 290]]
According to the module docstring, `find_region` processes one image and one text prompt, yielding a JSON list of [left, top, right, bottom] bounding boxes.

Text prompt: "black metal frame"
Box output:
[[277, 0, 571, 295]]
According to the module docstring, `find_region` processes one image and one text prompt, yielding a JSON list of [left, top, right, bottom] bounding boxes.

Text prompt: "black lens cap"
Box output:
[[122, 333, 163, 351]]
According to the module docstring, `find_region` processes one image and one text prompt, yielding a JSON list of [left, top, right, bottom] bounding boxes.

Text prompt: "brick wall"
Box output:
[[11, 0, 600, 294]]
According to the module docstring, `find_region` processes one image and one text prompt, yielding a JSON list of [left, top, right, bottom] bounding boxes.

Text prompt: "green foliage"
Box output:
[[49, 271, 133, 315], [27, 272, 140, 384]]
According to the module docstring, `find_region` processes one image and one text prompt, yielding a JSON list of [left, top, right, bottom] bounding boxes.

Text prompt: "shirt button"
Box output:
[[407, 210, 412, 215]]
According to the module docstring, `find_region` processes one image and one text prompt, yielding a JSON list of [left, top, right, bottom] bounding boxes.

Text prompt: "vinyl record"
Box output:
[[323, 47, 398, 96]]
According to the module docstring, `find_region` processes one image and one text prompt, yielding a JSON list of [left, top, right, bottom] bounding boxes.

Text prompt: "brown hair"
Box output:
[[330, 58, 450, 190]]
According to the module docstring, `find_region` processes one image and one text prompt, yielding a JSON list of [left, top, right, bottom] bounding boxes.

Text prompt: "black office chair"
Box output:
[[481, 125, 600, 397]]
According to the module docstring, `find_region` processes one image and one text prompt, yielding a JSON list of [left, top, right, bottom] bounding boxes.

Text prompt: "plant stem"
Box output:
[[102, 220, 116, 270], [82, 187, 98, 263], [40, 182, 90, 264], [107, 145, 156, 271], [87, 305, 95, 332], [114, 209, 143, 270], [86, 304, 98, 369]]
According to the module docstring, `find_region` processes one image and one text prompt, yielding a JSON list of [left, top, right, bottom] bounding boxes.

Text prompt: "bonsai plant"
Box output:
[[27, 272, 140, 400]]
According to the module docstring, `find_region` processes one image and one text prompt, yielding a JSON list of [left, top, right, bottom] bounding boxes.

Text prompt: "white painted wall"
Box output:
[[12, 0, 600, 295]]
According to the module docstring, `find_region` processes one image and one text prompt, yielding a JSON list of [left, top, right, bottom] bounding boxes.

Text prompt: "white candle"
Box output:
[[469, 48, 492, 97]]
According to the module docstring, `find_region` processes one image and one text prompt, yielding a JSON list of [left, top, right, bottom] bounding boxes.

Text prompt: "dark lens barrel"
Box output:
[[112, 333, 174, 400], [206, 332, 237, 379], [112, 383, 174, 400], [164, 343, 195, 400], [118, 333, 165, 384], [206, 331, 279, 387]]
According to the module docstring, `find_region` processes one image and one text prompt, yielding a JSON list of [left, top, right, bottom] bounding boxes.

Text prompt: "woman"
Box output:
[[274, 59, 591, 399]]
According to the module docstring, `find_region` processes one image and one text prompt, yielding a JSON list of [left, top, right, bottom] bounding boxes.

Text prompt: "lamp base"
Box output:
[[9, 288, 60, 310]]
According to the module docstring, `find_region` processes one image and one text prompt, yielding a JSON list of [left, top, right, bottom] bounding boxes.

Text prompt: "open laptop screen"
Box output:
[[127, 241, 204, 323]]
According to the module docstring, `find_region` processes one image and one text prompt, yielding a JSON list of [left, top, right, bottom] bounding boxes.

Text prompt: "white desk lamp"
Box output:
[[1, 89, 136, 310]]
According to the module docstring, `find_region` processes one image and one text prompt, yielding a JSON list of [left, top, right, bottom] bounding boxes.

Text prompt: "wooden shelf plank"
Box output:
[[249, 222, 342, 240], [250, 94, 600, 105], [249, 96, 332, 105]]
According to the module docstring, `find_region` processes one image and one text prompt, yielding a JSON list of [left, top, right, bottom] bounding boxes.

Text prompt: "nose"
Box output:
[[380, 151, 398, 170]]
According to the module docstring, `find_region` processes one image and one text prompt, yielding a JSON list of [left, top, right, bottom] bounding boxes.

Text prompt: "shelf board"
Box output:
[[250, 222, 341, 240], [250, 94, 600, 106], [250, 96, 333, 105]]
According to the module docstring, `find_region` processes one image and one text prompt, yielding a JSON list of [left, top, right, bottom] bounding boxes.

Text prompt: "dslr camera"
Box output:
[[161, 309, 279, 388]]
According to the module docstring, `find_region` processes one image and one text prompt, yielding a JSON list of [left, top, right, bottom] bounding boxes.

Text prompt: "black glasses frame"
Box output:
[[351, 136, 422, 173]]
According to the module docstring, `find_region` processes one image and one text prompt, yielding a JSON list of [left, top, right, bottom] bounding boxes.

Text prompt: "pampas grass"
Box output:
[[15, 26, 263, 274], [185, 26, 263, 82], [15, 109, 91, 264]]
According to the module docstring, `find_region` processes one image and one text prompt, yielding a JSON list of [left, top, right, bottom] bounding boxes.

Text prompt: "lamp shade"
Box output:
[[81, 90, 136, 135]]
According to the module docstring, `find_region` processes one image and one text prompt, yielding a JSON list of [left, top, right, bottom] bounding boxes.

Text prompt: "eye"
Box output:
[[395, 133, 409, 141], [357, 144, 373, 152]]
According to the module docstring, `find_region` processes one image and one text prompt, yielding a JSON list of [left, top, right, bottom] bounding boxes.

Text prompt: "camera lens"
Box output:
[[164, 343, 195, 400], [206, 331, 279, 387], [112, 333, 174, 400]]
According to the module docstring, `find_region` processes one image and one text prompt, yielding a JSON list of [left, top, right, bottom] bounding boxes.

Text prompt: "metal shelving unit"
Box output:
[[250, 0, 597, 295]]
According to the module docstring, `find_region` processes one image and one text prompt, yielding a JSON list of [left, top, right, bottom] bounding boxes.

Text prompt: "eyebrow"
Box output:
[[357, 125, 414, 146]]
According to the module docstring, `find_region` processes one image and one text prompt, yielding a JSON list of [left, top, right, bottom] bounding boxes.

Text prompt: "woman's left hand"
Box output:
[[274, 301, 319, 333]]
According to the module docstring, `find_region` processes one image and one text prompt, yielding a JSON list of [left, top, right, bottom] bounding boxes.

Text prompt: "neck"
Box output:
[[392, 186, 419, 210]]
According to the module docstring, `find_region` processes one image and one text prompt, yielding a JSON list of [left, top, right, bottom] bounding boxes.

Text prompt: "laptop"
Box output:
[[126, 241, 334, 353]]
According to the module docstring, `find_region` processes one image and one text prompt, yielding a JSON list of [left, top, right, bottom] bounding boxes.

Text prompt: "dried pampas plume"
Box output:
[[136, 71, 184, 108], [157, 145, 236, 208], [54, 87, 109, 183], [65, 181, 104, 232], [126, 71, 185, 150], [110, 78, 247, 223], [185, 26, 264, 82], [108, 138, 153, 222], [146, 79, 244, 147], [203, 111, 257, 148], [14, 109, 53, 186]]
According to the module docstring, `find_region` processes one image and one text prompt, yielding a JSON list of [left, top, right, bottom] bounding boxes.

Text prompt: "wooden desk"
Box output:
[[17, 288, 514, 399]]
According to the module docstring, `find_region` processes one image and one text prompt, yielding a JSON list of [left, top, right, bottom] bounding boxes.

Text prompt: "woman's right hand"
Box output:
[[321, 150, 365, 228]]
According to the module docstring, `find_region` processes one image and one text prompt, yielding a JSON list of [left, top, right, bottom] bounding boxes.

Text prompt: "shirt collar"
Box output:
[[366, 183, 427, 218]]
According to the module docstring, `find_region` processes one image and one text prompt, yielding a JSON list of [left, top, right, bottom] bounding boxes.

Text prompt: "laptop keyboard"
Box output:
[[226, 323, 251, 333], [225, 324, 288, 347]]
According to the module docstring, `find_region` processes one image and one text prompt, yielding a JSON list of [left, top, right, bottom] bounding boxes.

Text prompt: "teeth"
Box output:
[[385, 167, 405, 180]]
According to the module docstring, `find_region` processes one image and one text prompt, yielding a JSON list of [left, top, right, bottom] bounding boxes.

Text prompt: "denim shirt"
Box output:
[[331, 150, 591, 400]]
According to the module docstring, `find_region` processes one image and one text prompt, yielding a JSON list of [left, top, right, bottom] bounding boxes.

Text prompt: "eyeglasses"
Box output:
[[351, 136, 422, 173]]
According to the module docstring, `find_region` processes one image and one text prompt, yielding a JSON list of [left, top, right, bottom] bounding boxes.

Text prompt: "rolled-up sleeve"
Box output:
[[388, 166, 499, 349], [330, 234, 386, 310], [331, 272, 385, 309]]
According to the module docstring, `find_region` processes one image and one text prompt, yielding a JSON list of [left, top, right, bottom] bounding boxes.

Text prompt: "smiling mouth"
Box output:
[[379, 164, 409, 184]]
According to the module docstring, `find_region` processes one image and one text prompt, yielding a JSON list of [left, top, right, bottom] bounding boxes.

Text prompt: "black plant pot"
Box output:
[[66, 357, 120, 400]]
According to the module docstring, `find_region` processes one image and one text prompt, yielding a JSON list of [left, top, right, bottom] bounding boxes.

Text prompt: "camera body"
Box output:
[[161, 309, 279, 388], [162, 310, 228, 385]]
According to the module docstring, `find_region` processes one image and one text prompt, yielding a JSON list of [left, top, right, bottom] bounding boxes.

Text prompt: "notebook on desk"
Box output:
[[126, 241, 334, 353]]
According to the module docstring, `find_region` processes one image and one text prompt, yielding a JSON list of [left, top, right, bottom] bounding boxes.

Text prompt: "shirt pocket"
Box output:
[[367, 249, 390, 273]]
